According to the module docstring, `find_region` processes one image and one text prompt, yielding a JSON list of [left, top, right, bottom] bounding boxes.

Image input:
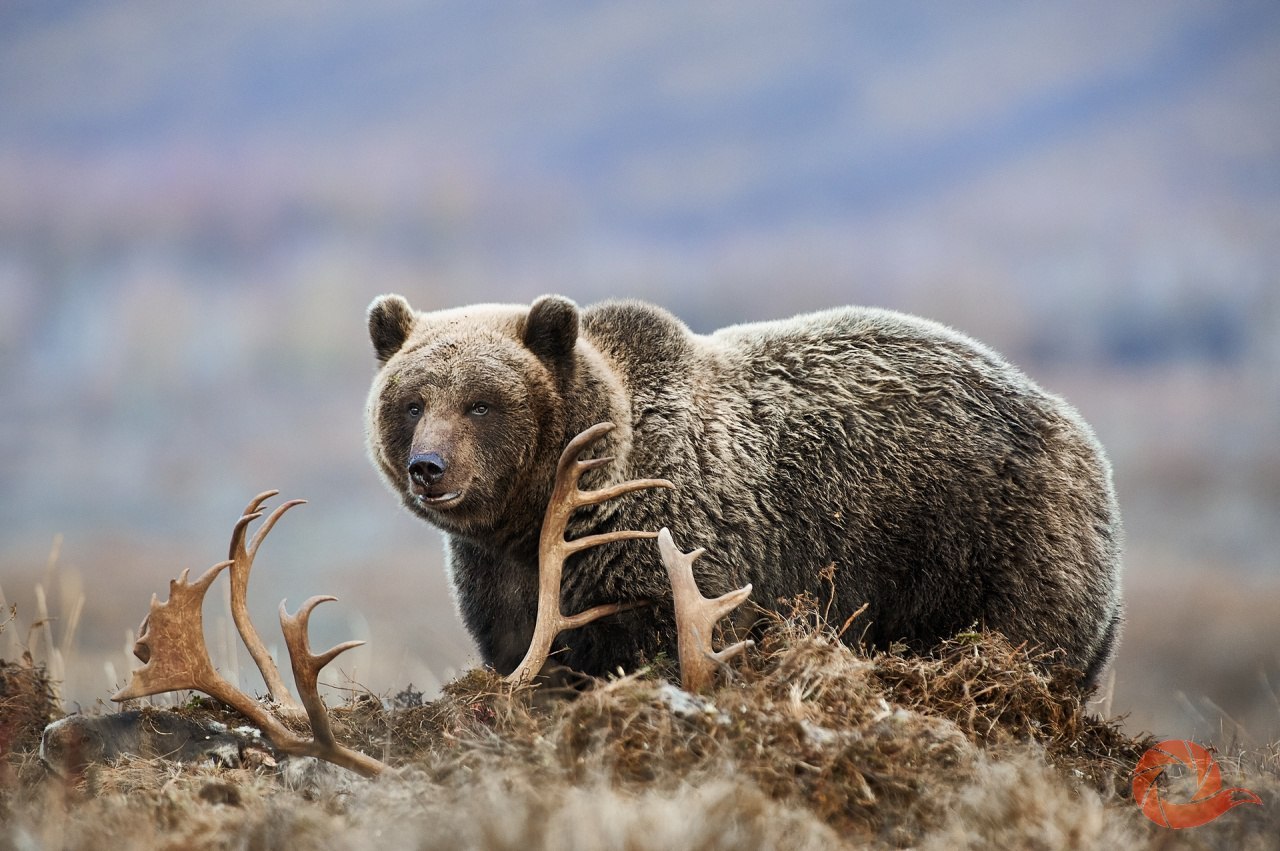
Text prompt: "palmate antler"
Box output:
[[113, 491, 385, 778], [505, 422, 674, 685]]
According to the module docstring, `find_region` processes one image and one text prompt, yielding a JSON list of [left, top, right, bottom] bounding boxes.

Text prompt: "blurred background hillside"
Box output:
[[1, 1, 1277, 742]]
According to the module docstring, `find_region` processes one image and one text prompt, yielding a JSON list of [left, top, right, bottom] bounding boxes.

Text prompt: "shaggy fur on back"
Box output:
[[365, 296, 1123, 685]]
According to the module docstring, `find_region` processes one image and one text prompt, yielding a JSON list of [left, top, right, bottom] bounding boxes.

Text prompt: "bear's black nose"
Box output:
[[408, 452, 448, 487]]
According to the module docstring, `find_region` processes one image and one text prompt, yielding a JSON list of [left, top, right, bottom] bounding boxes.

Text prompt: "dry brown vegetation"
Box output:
[[2, 601, 1277, 850]]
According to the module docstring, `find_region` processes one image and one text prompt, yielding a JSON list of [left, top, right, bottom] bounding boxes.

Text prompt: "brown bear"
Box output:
[[365, 295, 1123, 686]]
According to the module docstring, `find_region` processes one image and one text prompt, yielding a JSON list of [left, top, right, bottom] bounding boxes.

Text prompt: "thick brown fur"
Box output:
[[364, 295, 1123, 686]]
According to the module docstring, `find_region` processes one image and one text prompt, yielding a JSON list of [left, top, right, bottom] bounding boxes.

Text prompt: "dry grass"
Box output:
[[2, 600, 1277, 850]]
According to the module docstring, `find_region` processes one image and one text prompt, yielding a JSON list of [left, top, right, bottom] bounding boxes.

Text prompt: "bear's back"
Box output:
[[584, 301, 1028, 399], [579, 302, 1120, 679]]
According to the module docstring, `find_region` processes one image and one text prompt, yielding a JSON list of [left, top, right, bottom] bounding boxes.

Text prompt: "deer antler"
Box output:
[[506, 422, 674, 685], [113, 493, 386, 778], [656, 527, 753, 693]]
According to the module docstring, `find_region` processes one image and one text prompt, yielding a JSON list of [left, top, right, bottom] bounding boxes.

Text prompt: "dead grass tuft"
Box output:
[[1, 658, 58, 756], [1, 656, 61, 815], [869, 630, 1152, 797]]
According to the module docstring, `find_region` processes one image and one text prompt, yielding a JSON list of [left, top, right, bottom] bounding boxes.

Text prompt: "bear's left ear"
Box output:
[[523, 295, 579, 361]]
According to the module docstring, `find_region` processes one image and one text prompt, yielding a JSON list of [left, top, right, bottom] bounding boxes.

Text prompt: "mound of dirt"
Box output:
[[6, 609, 1278, 850]]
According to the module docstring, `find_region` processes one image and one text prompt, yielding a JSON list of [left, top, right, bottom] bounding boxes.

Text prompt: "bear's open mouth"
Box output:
[[416, 491, 462, 508]]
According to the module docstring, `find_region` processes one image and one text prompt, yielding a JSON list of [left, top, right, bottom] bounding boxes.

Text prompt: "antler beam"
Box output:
[[227, 491, 306, 720], [113, 493, 386, 778], [657, 527, 753, 693], [505, 422, 673, 685]]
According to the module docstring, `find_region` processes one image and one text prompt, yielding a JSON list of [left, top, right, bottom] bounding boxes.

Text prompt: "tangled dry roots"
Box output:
[[7, 604, 1279, 850]]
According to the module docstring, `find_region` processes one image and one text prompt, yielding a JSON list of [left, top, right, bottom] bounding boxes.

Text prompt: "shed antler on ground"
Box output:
[[112, 491, 386, 778]]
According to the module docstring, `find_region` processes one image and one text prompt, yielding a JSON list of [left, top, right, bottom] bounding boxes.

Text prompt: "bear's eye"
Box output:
[[406, 402, 423, 419], [468, 402, 490, 417]]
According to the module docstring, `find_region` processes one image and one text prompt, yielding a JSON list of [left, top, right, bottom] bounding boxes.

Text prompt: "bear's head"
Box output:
[[364, 293, 587, 542]]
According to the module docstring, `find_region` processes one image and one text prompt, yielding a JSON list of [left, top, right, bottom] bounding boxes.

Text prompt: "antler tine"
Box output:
[[657, 528, 754, 693], [228, 489, 280, 563], [560, 421, 616, 467], [278, 596, 368, 759], [281, 596, 367, 671], [506, 421, 674, 686], [579, 477, 675, 507], [247, 498, 307, 561], [227, 511, 263, 561], [245, 489, 281, 510], [237, 490, 280, 532], [555, 424, 671, 508], [226, 497, 307, 716]]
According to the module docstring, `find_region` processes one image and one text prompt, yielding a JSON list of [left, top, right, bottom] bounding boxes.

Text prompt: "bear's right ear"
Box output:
[[367, 294, 416, 363], [523, 295, 579, 361]]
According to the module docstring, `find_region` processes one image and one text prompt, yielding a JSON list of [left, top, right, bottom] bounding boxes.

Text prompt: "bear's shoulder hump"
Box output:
[[581, 299, 694, 361]]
